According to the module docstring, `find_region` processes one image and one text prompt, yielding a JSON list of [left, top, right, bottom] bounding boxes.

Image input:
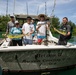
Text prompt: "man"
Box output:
[[22, 16, 34, 45], [36, 14, 49, 45], [58, 17, 72, 45], [6, 15, 15, 34]]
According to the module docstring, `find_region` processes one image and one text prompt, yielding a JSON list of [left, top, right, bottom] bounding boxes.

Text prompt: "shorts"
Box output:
[[23, 39, 33, 45], [37, 36, 46, 43], [37, 39, 43, 43], [37, 36, 46, 39]]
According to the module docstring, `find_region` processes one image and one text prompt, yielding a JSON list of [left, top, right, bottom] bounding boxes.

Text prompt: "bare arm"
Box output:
[[66, 32, 70, 36], [36, 24, 41, 31], [22, 29, 25, 35]]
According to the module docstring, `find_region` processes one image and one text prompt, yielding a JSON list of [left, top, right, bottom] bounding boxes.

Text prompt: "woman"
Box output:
[[10, 21, 22, 46]]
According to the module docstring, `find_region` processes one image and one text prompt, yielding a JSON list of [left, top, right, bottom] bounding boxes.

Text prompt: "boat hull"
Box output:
[[0, 45, 76, 72]]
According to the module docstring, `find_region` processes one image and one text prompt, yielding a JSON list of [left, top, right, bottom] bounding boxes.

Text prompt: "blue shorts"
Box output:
[[37, 36, 46, 39], [23, 39, 33, 45]]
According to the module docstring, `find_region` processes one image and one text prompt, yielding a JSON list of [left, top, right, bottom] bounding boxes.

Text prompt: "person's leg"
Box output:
[[17, 40, 22, 46], [37, 36, 46, 45], [12, 40, 17, 46], [37, 39, 42, 45], [58, 39, 67, 45], [28, 39, 33, 45], [23, 39, 28, 45], [63, 40, 67, 45]]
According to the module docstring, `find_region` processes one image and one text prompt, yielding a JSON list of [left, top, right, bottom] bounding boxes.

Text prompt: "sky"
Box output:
[[0, 0, 76, 24]]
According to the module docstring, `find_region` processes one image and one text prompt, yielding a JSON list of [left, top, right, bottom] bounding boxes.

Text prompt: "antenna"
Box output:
[[51, 0, 56, 24], [45, 2, 47, 15], [6, 0, 8, 16], [26, 2, 28, 16], [37, 6, 39, 15], [13, 0, 15, 16]]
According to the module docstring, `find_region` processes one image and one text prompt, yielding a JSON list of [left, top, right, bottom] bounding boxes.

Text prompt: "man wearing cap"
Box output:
[[22, 16, 35, 45], [10, 20, 22, 46], [36, 14, 49, 45], [6, 15, 15, 34]]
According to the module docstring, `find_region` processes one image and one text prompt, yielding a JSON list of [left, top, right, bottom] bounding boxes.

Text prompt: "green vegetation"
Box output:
[[50, 16, 76, 36], [0, 15, 10, 31]]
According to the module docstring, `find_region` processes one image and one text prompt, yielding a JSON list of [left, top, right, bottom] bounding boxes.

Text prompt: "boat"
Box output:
[[0, 30, 76, 75]]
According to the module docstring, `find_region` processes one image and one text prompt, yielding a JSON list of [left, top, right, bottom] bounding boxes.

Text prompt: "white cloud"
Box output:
[[0, 0, 76, 23]]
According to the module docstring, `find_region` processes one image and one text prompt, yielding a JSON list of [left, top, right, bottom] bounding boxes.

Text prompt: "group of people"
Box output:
[[6, 14, 50, 46], [6, 14, 72, 46]]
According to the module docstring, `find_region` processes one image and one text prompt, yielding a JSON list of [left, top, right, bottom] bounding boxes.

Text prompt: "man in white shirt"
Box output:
[[36, 14, 49, 44], [22, 16, 34, 45]]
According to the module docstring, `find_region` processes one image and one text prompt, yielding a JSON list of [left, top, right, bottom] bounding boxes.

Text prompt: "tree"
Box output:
[[51, 16, 60, 28], [49, 16, 60, 34], [0, 16, 10, 31]]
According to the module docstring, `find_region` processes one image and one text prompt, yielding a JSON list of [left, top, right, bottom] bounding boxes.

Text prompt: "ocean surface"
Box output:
[[0, 32, 76, 75]]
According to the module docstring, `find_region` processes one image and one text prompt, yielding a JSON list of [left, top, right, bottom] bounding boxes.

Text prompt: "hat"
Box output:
[[15, 20, 19, 24], [32, 18, 35, 20], [26, 16, 32, 20], [10, 15, 15, 18], [38, 14, 47, 19]]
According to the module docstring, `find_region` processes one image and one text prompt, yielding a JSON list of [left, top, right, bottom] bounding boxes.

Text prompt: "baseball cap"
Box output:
[[15, 20, 19, 24], [10, 15, 15, 18]]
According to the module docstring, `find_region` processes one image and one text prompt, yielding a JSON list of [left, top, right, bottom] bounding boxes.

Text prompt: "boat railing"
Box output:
[[0, 30, 73, 47]]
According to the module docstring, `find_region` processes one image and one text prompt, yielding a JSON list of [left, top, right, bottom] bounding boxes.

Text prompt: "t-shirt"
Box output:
[[10, 27, 22, 40], [59, 24, 71, 41], [6, 21, 15, 33], [37, 21, 48, 36], [22, 23, 34, 39]]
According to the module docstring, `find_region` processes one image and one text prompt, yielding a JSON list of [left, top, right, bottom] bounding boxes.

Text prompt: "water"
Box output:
[[58, 68, 76, 75]]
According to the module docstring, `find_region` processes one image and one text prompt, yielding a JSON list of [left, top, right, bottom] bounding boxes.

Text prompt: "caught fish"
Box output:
[[54, 28, 66, 36]]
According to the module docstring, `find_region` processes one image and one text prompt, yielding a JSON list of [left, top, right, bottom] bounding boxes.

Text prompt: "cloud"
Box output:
[[0, 0, 76, 24]]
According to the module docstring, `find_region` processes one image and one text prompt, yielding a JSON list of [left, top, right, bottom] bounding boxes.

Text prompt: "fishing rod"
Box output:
[[50, 0, 66, 36], [43, 0, 57, 46]]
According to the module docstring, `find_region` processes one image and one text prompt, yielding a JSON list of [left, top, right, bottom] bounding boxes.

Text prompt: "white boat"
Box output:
[[0, 30, 76, 74]]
